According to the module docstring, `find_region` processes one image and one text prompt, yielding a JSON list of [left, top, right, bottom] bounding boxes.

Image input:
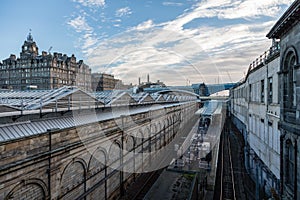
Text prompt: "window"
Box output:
[[261, 79, 265, 103], [283, 50, 297, 109], [268, 121, 272, 126], [268, 77, 273, 104], [285, 140, 294, 187], [249, 84, 252, 102]]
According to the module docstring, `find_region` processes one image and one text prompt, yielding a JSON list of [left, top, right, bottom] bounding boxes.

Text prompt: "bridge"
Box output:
[[143, 82, 237, 96], [0, 86, 227, 200]]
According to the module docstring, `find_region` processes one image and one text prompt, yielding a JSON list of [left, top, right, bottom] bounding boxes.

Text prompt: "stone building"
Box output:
[[0, 33, 91, 91], [92, 73, 118, 91], [230, 42, 281, 199], [91, 73, 131, 91], [77, 60, 92, 91], [266, 0, 300, 199], [231, 1, 300, 199]]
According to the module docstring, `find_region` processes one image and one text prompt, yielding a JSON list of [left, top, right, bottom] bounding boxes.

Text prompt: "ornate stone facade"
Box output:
[[267, 1, 300, 199], [0, 33, 91, 91], [230, 44, 281, 199], [230, 1, 300, 199]]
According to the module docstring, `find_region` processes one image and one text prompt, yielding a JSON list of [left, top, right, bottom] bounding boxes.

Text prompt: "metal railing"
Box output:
[[247, 45, 280, 73]]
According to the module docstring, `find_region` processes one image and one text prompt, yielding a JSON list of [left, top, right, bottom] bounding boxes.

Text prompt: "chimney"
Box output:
[[138, 77, 141, 85], [147, 74, 150, 83]]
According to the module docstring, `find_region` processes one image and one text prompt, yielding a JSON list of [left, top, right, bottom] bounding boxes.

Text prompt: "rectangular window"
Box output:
[[261, 80, 265, 103], [249, 84, 252, 102], [268, 77, 273, 104], [287, 144, 295, 186]]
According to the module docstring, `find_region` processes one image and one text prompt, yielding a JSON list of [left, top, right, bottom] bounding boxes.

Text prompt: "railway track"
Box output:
[[124, 168, 164, 200], [214, 120, 255, 200], [220, 129, 236, 200], [122, 115, 199, 200], [229, 123, 255, 200]]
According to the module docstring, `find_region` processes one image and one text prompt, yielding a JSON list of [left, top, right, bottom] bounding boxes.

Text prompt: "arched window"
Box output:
[[285, 140, 294, 188], [283, 49, 297, 109]]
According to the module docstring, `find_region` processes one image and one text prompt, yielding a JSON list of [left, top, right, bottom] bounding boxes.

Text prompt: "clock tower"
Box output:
[[20, 31, 39, 59]]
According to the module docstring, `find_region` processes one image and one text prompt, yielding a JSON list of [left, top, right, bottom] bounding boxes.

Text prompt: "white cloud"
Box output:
[[164, 0, 294, 31], [162, 2, 184, 6], [73, 0, 105, 7], [115, 7, 132, 17], [68, 15, 98, 56], [80, 0, 293, 85], [67, 16, 92, 32], [135, 20, 155, 30]]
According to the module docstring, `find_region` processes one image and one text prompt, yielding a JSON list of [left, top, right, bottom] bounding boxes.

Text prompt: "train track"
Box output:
[[125, 168, 164, 200], [123, 115, 199, 200], [220, 129, 236, 200], [229, 124, 254, 200]]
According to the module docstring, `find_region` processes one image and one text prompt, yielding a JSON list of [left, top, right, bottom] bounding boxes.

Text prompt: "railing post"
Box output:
[[40, 98, 43, 117], [120, 115, 125, 196], [21, 99, 24, 115]]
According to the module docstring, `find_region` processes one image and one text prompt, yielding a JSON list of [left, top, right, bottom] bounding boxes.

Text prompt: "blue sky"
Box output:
[[0, 0, 294, 85]]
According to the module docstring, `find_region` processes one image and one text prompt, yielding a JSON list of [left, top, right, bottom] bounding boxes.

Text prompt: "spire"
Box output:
[[27, 29, 33, 42]]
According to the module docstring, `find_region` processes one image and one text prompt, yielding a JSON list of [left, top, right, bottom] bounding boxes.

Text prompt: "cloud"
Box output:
[[115, 7, 132, 17], [68, 15, 98, 56], [74, 0, 293, 85], [73, 0, 105, 7], [162, 2, 184, 6], [67, 16, 92, 32], [135, 20, 155, 31], [164, 0, 294, 31]]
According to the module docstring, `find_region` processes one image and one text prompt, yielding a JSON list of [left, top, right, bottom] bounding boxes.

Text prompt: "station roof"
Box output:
[[195, 100, 222, 116], [0, 87, 199, 143], [0, 87, 198, 112]]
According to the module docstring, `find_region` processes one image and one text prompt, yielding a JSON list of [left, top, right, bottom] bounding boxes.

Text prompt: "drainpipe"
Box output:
[[294, 139, 297, 200], [47, 128, 59, 199], [280, 133, 285, 198], [255, 158, 260, 200], [120, 115, 125, 196], [47, 129, 54, 199]]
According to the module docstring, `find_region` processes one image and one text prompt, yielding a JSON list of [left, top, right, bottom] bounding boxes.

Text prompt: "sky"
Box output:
[[0, 0, 294, 86]]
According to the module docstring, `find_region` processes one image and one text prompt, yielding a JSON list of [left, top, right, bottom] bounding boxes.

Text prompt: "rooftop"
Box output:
[[0, 87, 199, 143], [266, 0, 300, 39]]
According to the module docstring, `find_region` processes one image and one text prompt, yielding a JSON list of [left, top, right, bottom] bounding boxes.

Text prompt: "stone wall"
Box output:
[[278, 20, 300, 200], [0, 102, 198, 200]]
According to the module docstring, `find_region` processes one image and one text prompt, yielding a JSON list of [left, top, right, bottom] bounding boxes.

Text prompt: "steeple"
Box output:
[[20, 30, 39, 59], [27, 29, 33, 42]]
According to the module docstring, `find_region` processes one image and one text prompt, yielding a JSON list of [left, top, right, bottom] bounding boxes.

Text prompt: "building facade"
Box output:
[[92, 73, 118, 91], [230, 43, 281, 199], [0, 33, 91, 91], [231, 1, 300, 199], [266, 1, 300, 199]]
